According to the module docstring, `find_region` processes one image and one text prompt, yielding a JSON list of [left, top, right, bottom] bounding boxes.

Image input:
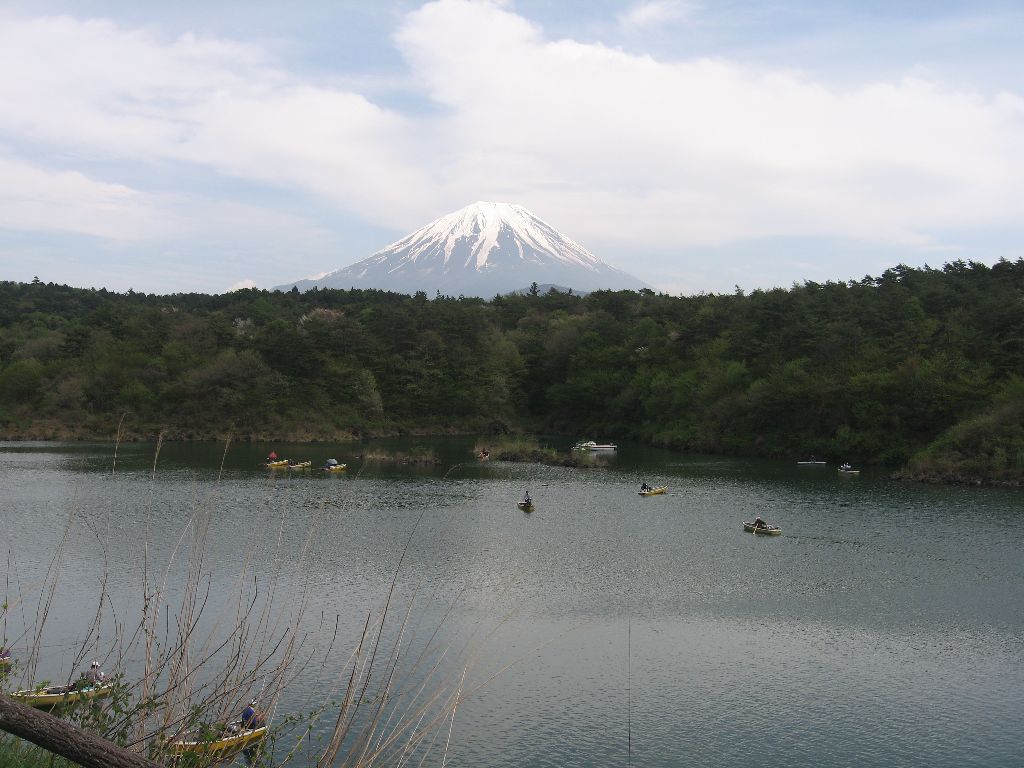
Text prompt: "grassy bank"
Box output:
[[473, 437, 606, 467], [894, 377, 1024, 486]]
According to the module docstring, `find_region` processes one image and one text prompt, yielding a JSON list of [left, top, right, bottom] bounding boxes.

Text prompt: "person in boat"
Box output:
[[523, 490, 531, 505], [641, 482, 651, 492], [840, 462, 852, 471], [753, 517, 768, 529], [324, 458, 339, 469], [76, 660, 104, 689], [267, 450, 278, 462], [240, 699, 265, 730]]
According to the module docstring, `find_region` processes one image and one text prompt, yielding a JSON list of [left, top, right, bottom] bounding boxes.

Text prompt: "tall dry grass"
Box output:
[[1, 434, 514, 768]]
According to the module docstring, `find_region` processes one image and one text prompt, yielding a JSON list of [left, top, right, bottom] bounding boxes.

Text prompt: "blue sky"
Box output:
[[1, 0, 1022, 295]]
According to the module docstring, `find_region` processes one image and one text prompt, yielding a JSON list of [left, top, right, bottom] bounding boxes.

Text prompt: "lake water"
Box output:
[[1, 438, 1022, 767]]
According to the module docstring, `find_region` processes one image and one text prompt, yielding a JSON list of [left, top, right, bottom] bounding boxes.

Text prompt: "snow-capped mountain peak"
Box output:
[[277, 202, 648, 297], [390, 201, 602, 272]]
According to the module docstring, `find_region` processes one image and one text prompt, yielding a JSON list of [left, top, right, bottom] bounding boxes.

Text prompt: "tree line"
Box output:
[[1, 259, 1022, 484]]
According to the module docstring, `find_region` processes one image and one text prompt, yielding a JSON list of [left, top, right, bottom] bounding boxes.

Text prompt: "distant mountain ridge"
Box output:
[[277, 201, 648, 297]]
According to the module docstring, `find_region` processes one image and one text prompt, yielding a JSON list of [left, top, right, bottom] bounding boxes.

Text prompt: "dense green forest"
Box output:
[[1, 259, 1023, 484]]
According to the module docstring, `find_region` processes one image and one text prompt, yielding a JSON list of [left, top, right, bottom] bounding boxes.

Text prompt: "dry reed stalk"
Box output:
[[3, 433, 318, 766], [151, 431, 165, 481], [21, 505, 78, 688], [4, 431, 543, 768], [308, 501, 533, 768], [112, 412, 127, 476], [130, 490, 307, 752]]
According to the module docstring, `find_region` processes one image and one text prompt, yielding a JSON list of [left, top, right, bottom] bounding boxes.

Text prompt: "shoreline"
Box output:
[[2, 431, 1019, 488], [888, 468, 1024, 488]]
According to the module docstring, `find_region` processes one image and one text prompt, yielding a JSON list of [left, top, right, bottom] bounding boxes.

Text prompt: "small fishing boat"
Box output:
[[743, 521, 782, 535], [170, 722, 267, 759], [838, 463, 860, 475], [638, 486, 667, 496], [573, 440, 617, 452], [516, 501, 534, 512], [10, 681, 114, 709], [264, 459, 289, 468], [288, 461, 312, 470], [797, 460, 827, 465]]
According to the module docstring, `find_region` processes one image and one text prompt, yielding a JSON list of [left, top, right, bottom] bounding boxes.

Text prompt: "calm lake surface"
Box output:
[[1, 438, 1022, 767]]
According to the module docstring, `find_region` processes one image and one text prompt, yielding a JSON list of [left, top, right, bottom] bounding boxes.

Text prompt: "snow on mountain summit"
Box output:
[[392, 201, 602, 272], [277, 202, 648, 297]]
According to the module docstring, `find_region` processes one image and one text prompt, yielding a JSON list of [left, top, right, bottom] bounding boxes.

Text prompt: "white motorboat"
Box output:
[[573, 440, 617, 452]]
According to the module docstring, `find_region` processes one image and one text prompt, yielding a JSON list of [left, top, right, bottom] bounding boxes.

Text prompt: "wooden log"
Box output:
[[0, 694, 161, 768]]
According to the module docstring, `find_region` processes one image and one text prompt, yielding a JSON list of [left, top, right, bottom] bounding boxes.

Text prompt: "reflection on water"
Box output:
[[1, 439, 1022, 767]]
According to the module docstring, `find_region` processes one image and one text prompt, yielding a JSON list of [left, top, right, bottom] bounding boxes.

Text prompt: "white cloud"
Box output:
[[395, 0, 1024, 251], [0, 153, 168, 240], [0, 13, 434, 232], [228, 278, 257, 291], [618, 1, 700, 30], [0, 16, 273, 157], [0, 1, 1023, 290]]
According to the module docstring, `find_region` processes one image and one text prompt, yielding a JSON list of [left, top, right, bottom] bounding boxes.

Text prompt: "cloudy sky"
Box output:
[[1, 0, 1022, 296]]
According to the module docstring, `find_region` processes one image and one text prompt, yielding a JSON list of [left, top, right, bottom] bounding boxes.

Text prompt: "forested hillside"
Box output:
[[1, 259, 1022, 484]]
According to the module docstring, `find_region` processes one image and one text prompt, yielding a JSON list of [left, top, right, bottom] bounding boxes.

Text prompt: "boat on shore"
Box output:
[[170, 722, 267, 759], [638, 486, 667, 496], [743, 521, 782, 535], [573, 440, 617, 452], [10, 681, 113, 709]]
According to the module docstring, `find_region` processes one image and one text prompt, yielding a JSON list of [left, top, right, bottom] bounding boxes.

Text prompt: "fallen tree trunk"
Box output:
[[0, 694, 161, 768]]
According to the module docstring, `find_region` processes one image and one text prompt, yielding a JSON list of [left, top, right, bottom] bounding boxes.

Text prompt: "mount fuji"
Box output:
[[277, 202, 649, 297]]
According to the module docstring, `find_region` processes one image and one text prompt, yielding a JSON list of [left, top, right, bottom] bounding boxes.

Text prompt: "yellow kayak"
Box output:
[[324, 464, 348, 472], [288, 461, 312, 469], [171, 722, 267, 758], [11, 682, 113, 709], [264, 459, 289, 468], [638, 486, 667, 496]]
